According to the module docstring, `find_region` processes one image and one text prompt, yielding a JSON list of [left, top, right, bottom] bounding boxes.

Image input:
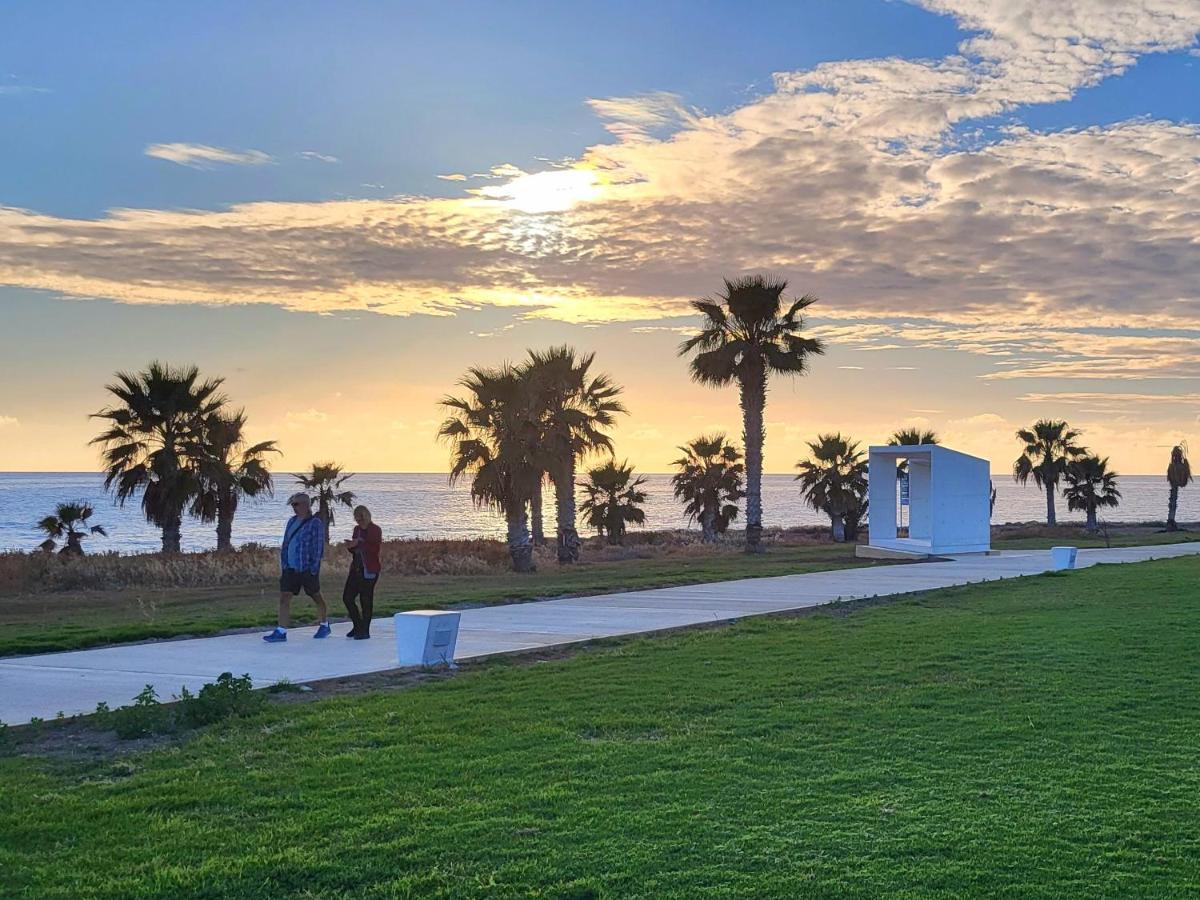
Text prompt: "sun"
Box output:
[[476, 168, 602, 213]]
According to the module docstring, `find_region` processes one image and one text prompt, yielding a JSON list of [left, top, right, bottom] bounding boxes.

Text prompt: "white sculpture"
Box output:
[[863, 444, 991, 557]]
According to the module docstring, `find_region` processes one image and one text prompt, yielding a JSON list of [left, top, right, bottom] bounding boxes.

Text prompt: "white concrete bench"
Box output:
[[394, 610, 460, 668]]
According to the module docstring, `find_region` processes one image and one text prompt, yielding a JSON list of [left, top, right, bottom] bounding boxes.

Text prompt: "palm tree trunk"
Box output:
[[607, 502, 622, 546], [739, 365, 767, 554], [1045, 482, 1057, 527], [830, 514, 846, 543], [1167, 484, 1179, 531], [319, 498, 332, 542], [1086, 506, 1098, 532], [530, 480, 545, 546], [554, 463, 581, 564], [216, 488, 234, 551], [162, 509, 183, 554], [701, 505, 717, 543], [506, 505, 535, 572]]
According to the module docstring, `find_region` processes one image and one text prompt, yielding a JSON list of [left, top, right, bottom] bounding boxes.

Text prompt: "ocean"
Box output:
[[0, 472, 1189, 555]]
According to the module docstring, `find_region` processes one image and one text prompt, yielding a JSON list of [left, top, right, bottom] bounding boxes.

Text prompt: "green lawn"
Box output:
[[0, 543, 876, 657], [3, 557, 1199, 897], [993, 527, 1199, 551]]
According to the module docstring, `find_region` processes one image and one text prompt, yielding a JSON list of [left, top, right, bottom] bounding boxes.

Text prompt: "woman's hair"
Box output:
[[353, 505, 372, 525]]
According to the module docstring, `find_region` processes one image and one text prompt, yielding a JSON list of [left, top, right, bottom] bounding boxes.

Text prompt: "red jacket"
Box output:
[[352, 523, 383, 577]]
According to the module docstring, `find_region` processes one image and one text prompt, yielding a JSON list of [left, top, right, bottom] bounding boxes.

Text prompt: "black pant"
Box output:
[[342, 568, 378, 635]]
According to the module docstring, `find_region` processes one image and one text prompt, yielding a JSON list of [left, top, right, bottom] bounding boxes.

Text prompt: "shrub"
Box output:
[[110, 685, 171, 739], [175, 673, 263, 729], [100, 674, 266, 739]]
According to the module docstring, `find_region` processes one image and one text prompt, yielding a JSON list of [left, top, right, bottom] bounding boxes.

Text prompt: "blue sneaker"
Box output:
[[263, 627, 287, 643], [314, 623, 332, 639]]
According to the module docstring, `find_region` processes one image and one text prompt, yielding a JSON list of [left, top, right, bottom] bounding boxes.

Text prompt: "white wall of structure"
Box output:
[[867, 444, 990, 555]]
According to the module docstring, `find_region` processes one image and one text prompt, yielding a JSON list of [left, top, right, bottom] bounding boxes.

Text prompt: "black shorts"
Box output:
[[280, 569, 321, 597]]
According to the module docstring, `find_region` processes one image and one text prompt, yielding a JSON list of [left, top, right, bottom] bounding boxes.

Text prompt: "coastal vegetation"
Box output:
[[439, 364, 546, 572], [36, 502, 107, 555], [524, 346, 627, 563], [292, 462, 356, 533], [91, 362, 228, 553], [439, 350, 627, 570], [679, 275, 825, 554], [794, 433, 868, 542], [16, 282, 1175, 568], [578, 459, 647, 545], [192, 411, 278, 551], [1166, 443, 1192, 531], [1063, 455, 1121, 533], [1013, 419, 1087, 526], [670, 434, 744, 542], [5, 556, 1200, 896]]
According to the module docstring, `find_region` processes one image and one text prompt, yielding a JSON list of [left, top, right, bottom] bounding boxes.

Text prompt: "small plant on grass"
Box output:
[[267, 679, 305, 694], [0, 719, 12, 756], [104, 675, 265, 738], [92, 701, 112, 729], [175, 672, 263, 729], [111, 685, 170, 739]]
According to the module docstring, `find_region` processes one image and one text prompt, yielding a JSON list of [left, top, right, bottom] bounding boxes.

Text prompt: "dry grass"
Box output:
[[0, 527, 837, 595], [4, 520, 1184, 597]]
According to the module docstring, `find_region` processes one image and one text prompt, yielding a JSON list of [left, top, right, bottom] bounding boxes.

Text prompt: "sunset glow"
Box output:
[[1, 1, 1198, 476]]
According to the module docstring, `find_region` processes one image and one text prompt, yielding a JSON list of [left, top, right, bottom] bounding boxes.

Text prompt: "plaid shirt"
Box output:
[[281, 515, 325, 574]]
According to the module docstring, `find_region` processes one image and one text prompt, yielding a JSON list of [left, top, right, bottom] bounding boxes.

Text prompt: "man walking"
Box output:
[[263, 492, 331, 642]]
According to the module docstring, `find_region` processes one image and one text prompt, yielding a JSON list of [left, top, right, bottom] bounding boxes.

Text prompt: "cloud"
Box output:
[[0, 0, 1195, 381], [0, 415, 18, 428], [0, 85, 48, 96], [1018, 391, 1200, 405], [145, 143, 274, 168], [437, 173, 469, 181], [285, 408, 328, 427], [587, 91, 695, 141], [298, 151, 339, 163]]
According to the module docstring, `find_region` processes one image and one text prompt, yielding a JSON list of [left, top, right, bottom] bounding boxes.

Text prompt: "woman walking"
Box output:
[[342, 505, 382, 639]]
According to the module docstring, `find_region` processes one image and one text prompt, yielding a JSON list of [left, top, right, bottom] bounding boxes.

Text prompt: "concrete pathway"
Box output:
[[2, 543, 1197, 724]]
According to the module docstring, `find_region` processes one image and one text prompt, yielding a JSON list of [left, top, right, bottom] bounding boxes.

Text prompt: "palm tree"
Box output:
[[679, 275, 824, 553], [439, 365, 544, 572], [579, 460, 647, 546], [523, 346, 627, 564], [191, 411, 279, 551], [671, 434, 744, 542], [37, 502, 107, 555], [294, 463, 356, 536], [530, 480, 546, 546], [1166, 444, 1192, 531], [91, 362, 226, 553], [890, 428, 938, 447], [795, 433, 868, 543], [1063, 455, 1121, 532], [1013, 419, 1086, 526], [889, 428, 939, 478]]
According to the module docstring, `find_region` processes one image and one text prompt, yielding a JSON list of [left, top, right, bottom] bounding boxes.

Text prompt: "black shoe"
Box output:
[[353, 631, 371, 640], [346, 627, 361, 638]]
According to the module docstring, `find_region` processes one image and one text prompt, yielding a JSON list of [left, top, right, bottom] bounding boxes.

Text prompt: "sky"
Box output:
[[1, 0, 1198, 475]]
